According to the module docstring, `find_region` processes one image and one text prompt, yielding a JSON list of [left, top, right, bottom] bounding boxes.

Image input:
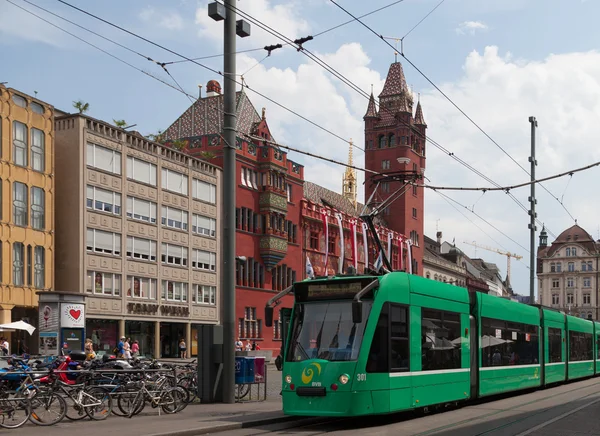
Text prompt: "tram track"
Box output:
[[230, 378, 600, 435]]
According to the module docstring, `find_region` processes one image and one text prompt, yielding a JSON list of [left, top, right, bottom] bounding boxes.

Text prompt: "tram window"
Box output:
[[367, 304, 389, 373], [597, 336, 600, 360], [548, 327, 562, 363], [390, 305, 409, 372], [569, 331, 593, 361], [481, 317, 539, 367], [421, 309, 461, 371]]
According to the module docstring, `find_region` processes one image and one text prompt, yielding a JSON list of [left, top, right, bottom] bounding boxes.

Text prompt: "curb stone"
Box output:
[[145, 414, 327, 436]]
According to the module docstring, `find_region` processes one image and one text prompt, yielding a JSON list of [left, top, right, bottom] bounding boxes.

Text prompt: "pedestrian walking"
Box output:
[[179, 338, 187, 359]]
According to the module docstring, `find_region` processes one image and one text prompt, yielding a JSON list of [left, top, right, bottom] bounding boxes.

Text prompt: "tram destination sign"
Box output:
[[295, 278, 376, 301]]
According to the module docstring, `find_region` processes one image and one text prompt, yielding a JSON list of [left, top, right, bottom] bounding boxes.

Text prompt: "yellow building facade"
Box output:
[[0, 85, 54, 353]]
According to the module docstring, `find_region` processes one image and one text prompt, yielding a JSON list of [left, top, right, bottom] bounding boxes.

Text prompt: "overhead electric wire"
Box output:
[[52, 0, 353, 147], [327, 0, 562, 236], [435, 190, 531, 271], [401, 0, 446, 41], [5, 0, 198, 101], [161, 0, 409, 66], [435, 190, 530, 255], [224, 1, 556, 233], [329, 0, 577, 228]]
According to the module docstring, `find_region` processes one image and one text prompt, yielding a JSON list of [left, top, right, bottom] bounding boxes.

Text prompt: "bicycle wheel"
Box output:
[[160, 388, 185, 414], [83, 386, 112, 421], [177, 376, 198, 403], [117, 390, 144, 417], [63, 391, 87, 421], [29, 391, 67, 426], [127, 392, 145, 419], [109, 386, 129, 417], [0, 396, 31, 429], [235, 384, 250, 400]]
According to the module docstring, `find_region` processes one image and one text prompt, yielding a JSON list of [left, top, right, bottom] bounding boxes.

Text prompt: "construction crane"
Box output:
[[463, 241, 523, 285]]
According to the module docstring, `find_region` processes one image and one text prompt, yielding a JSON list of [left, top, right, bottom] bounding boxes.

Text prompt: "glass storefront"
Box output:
[[160, 322, 186, 358], [125, 321, 154, 358], [86, 319, 118, 357]]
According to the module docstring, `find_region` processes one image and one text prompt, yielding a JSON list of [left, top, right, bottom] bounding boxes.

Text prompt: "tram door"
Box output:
[[469, 315, 479, 399], [276, 308, 292, 371]]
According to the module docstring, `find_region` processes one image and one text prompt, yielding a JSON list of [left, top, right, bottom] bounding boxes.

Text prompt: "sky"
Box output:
[[2, 0, 600, 297]]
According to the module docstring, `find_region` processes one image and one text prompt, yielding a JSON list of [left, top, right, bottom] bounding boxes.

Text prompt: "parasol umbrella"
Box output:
[[0, 321, 36, 335], [481, 335, 505, 348]]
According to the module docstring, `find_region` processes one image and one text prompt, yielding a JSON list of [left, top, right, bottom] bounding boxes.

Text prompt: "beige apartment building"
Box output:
[[537, 224, 599, 320], [54, 114, 221, 358]]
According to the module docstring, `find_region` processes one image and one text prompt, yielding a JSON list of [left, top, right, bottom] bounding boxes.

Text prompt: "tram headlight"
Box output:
[[339, 374, 349, 385], [285, 375, 292, 384]]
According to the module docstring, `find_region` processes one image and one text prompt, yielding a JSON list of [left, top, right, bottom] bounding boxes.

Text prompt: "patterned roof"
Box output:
[[364, 93, 378, 119], [543, 224, 599, 257], [303, 181, 388, 226], [162, 89, 269, 142], [379, 62, 409, 97], [414, 101, 426, 126]]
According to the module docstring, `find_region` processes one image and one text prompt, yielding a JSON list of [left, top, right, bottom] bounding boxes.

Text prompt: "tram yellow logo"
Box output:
[[301, 363, 322, 384]]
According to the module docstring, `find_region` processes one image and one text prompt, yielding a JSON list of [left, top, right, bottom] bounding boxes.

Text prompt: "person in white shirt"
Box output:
[[0, 338, 9, 355]]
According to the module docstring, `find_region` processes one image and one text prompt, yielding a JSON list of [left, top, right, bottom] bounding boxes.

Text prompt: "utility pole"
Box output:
[[528, 116, 538, 304], [221, 0, 237, 404]]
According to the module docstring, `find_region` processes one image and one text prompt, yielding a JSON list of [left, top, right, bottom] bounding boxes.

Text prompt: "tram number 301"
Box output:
[[356, 373, 367, 382]]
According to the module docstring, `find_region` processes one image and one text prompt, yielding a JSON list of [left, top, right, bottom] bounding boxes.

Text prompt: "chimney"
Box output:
[[206, 80, 222, 97], [436, 231, 442, 246]]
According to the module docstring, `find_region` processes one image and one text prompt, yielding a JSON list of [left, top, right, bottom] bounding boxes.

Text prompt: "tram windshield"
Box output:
[[286, 300, 372, 362]]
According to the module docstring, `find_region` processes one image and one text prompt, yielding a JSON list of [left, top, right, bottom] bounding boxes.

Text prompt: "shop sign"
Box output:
[[160, 305, 190, 317], [127, 303, 159, 315], [61, 304, 85, 328]]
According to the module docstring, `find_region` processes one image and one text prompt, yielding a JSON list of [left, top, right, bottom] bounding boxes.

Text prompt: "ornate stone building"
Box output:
[[537, 224, 599, 319], [162, 83, 303, 351]]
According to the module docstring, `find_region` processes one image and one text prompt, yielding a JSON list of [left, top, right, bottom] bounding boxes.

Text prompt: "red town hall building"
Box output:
[[162, 62, 425, 352]]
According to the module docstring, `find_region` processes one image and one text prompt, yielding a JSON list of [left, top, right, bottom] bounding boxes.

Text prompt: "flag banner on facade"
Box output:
[[374, 251, 383, 272], [306, 255, 315, 279], [398, 236, 404, 271], [321, 209, 329, 273], [361, 222, 369, 273], [351, 220, 358, 270], [406, 239, 413, 274], [336, 212, 344, 274], [387, 232, 393, 267]]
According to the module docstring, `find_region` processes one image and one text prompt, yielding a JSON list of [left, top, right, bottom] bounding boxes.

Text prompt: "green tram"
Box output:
[[265, 272, 599, 417]]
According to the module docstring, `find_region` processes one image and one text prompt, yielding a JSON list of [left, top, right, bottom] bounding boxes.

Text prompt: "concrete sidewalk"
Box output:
[[9, 399, 306, 436]]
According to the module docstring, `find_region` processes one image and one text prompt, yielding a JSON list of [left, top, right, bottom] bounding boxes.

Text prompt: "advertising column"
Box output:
[[60, 303, 85, 353]]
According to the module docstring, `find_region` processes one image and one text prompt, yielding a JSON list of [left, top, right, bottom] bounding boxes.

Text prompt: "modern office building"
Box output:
[[54, 114, 221, 357]]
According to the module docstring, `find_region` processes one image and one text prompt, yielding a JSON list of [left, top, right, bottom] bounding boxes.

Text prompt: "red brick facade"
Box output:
[[364, 62, 426, 275]]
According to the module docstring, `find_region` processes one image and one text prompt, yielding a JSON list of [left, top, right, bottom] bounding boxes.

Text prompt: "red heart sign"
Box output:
[[69, 309, 81, 320]]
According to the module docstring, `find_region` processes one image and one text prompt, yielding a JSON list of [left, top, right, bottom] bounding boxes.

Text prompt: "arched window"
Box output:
[[378, 135, 386, 149], [388, 134, 396, 147], [426, 272, 431, 279], [434, 274, 438, 281]]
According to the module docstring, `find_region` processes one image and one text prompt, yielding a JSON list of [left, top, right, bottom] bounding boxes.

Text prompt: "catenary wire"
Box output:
[[401, 0, 447, 41], [52, 0, 353, 146], [327, 0, 574, 230], [48, 0, 562, 239], [435, 190, 531, 271], [5, 0, 198, 101], [162, 0, 409, 65], [224, 1, 554, 233]]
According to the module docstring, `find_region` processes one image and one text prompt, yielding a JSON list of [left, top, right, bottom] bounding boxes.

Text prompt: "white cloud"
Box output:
[[139, 6, 184, 31], [195, 0, 310, 47], [235, 44, 600, 297], [456, 21, 488, 35], [0, 1, 67, 47]]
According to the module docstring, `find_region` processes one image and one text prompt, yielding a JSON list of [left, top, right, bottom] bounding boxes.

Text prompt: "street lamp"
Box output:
[[207, 0, 250, 405]]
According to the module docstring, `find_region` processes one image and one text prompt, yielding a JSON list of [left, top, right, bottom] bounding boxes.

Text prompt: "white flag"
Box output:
[[306, 255, 315, 279]]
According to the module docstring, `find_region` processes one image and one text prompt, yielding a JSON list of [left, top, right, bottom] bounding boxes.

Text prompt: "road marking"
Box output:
[[514, 395, 600, 436]]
